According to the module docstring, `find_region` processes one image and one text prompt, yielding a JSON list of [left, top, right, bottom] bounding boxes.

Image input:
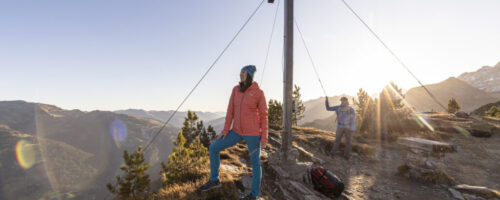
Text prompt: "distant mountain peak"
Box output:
[[457, 61, 500, 95], [405, 76, 496, 112], [443, 76, 460, 82]]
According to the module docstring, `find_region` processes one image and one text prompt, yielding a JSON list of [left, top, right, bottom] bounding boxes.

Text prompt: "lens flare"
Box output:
[[109, 120, 127, 147], [15, 140, 36, 169], [415, 114, 434, 132], [454, 126, 471, 137], [385, 84, 436, 132]]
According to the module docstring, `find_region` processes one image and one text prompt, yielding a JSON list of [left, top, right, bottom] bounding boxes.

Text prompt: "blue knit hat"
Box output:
[[242, 65, 256, 79]]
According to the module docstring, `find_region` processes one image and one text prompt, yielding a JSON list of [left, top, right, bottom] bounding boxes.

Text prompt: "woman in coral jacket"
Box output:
[[197, 65, 268, 200]]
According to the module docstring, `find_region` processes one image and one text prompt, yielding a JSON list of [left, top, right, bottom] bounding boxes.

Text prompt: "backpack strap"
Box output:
[[335, 106, 352, 126]]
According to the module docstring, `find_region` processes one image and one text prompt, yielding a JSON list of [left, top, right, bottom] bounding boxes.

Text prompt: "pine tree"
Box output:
[[355, 88, 370, 117], [486, 105, 499, 118], [447, 98, 461, 113], [198, 121, 211, 148], [107, 146, 151, 199], [292, 85, 306, 126], [268, 99, 283, 129], [181, 110, 198, 147], [207, 125, 217, 142], [191, 136, 209, 163], [160, 133, 208, 186], [354, 88, 375, 132]]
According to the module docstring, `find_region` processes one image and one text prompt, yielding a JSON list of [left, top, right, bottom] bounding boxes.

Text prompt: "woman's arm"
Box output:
[[258, 92, 268, 143], [221, 88, 235, 135]]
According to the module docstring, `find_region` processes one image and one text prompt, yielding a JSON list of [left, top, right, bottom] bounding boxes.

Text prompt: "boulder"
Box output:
[[469, 129, 493, 138], [455, 112, 469, 118], [468, 121, 498, 138], [448, 188, 465, 200], [241, 173, 252, 191]]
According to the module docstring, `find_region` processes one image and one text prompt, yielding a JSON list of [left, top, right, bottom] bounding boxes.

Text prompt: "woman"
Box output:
[[197, 65, 268, 200]]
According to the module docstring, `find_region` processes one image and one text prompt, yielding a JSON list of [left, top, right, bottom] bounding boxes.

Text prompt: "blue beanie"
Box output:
[[242, 65, 256, 79]]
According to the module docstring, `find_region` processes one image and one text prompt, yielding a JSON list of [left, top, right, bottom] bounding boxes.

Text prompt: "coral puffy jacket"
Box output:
[[221, 82, 268, 143]]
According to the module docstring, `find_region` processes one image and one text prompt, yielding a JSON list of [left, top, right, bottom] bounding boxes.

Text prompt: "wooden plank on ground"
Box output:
[[398, 137, 457, 153]]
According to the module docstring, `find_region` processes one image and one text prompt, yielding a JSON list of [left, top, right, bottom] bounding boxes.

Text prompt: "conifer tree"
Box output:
[[160, 133, 208, 186], [447, 98, 461, 113], [198, 121, 211, 148], [181, 110, 198, 147], [354, 88, 375, 132], [107, 146, 151, 199], [268, 99, 283, 129], [292, 85, 306, 126], [486, 105, 499, 118], [207, 125, 217, 141]]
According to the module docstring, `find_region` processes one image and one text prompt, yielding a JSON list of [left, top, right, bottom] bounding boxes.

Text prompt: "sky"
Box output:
[[1, 0, 500, 112]]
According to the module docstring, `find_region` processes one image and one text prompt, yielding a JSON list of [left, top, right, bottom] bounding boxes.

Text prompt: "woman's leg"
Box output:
[[209, 130, 242, 181], [243, 135, 261, 197]]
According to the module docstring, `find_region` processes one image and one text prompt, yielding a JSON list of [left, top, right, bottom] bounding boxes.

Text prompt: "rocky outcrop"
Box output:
[[397, 137, 457, 185]]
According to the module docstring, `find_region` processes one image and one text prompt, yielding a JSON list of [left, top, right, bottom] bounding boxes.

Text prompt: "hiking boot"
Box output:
[[197, 180, 221, 192], [239, 193, 257, 200]]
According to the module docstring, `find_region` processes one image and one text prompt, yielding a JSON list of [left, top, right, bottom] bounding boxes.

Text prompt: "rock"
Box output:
[[269, 136, 282, 147], [468, 121, 498, 138], [285, 180, 316, 195], [261, 151, 268, 159], [469, 129, 492, 138], [303, 195, 323, 200], [267, 151, 282, 165], [288, 148, 300, 162], [425, 160, 436, 169], [454, 184, 500, 199], [278, 184, 298, 200], [455, 111, 469, 118], [241, 174, 252, 190], [293, 144, 325, 164], [283, 162, 313, 182], [270, 165, 289, 178], [449, 188, 465, 200], [220, 164, 242, 173], [397, 163, 456, 185], [302, 164, 313, 185], [462, 193, 486, 200]]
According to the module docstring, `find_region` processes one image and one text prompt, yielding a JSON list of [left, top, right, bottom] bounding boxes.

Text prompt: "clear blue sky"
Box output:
[[2, 0, 499, 112]]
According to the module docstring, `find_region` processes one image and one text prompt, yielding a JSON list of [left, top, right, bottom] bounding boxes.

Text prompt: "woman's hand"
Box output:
[[215, 132, 227, 140], [260, 141, 267, 149]]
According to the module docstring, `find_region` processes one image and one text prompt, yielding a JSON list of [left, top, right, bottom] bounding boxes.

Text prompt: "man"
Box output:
[[325, 96, 356, 159]]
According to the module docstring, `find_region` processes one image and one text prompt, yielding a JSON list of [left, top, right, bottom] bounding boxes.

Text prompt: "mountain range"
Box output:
[[458, 61, 500, 98], [405, 77, 497, 112], [0, 101, 178, 199], [115, 109, 225, 128]]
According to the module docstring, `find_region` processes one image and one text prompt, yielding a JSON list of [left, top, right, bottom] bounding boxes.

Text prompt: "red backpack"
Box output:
[[311, 166, 345, 198]]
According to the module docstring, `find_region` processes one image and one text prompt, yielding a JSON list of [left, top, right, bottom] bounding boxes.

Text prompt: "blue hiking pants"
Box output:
[[209, 130, 261, 197]]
